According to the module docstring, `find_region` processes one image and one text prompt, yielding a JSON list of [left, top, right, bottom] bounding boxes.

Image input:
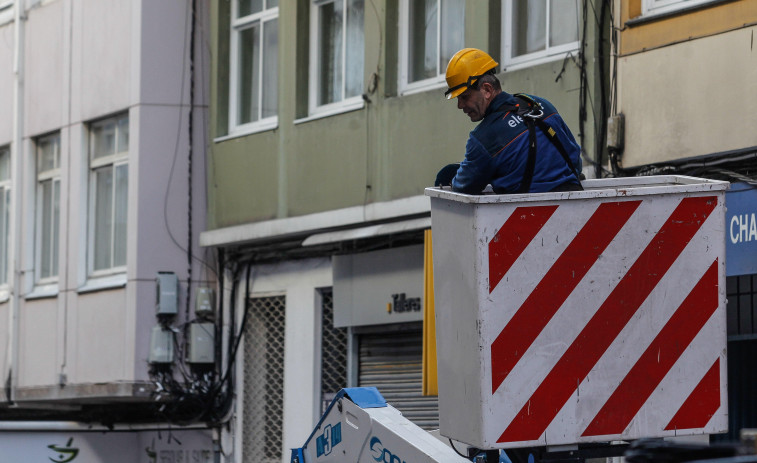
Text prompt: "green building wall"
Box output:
[[207, 0, 606, 230]]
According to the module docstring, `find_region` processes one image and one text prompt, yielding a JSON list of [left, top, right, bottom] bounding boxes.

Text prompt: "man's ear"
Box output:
[[480, 82, 495, 99]]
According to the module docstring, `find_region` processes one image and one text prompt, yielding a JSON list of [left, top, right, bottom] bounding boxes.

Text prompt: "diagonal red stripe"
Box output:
[[489, 205, 558, 293], [665, 358, 721, 431], [581, 259, 719, 437], [497, 195, 718, 443], [490, 200, 641, 393]]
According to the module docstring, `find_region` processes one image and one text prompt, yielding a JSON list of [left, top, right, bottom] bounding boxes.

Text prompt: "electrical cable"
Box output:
[[448, 439, 476, 461], [187, 0, 196, 322]]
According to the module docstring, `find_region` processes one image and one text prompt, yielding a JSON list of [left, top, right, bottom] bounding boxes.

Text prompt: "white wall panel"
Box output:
[[618, 26, 757, 166]]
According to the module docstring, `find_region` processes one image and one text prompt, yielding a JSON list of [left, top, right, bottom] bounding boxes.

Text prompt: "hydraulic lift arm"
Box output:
[[291, 387, 471, 463]]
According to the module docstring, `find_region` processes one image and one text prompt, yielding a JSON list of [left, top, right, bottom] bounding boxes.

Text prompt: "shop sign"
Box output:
[[0, 428, 212, 462], [726, 182, 757, 276], [333, 245, 424, 327]]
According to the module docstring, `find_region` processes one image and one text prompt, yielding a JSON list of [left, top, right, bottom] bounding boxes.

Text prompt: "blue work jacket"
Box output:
[[451, 92, 582, 194]]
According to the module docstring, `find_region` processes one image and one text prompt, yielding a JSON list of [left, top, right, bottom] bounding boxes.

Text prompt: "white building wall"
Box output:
[[0, 21, 13, 145], [24, 0, 64, 136], [617, 25, 757, 167], [0, 0, 211, 402]]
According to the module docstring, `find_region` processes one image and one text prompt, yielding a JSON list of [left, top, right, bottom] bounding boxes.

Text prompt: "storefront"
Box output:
[[0, 427, 213, 462], [721, 182, 757, 441]]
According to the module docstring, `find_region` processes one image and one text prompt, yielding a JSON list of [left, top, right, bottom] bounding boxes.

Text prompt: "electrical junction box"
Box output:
[[188, 322, 215, 364], [148, 325, 174, 364], [194, 287, 215, 317], [156, 272, 178, 316]]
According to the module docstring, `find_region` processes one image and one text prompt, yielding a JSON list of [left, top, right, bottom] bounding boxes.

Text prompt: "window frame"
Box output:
[[0, 146, 10, 287], [228, 0, 280, 137], [642, 0, 717, 16], [398, 0, 465, 96], [87, 114, 129, 279], [501, 0, 580, 70], [34, 132, 61, 285], [308, 0, 366, 118]]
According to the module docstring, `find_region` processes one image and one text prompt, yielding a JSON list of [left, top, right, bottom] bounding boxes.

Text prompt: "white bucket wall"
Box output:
[[426, 176, 729, 449]]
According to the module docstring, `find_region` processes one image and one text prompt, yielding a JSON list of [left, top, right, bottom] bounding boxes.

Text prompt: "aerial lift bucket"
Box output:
[[425, 176, 729, 450]]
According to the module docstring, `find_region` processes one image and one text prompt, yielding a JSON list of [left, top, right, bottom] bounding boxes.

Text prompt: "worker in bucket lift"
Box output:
[[435, 48, 584, 195]]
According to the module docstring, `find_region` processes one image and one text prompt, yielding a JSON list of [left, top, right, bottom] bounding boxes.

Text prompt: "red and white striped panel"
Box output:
[[482, 194, 727, 447]]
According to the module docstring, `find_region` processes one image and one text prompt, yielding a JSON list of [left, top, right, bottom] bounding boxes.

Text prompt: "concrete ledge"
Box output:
[[12, 381, 155, 403]]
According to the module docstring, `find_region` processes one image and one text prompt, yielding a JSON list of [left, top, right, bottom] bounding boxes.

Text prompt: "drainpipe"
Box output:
[[6, 0, 26, 404]]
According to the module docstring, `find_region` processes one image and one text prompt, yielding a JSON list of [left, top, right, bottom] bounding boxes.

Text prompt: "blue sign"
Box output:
[[725, 182, 757, 276]]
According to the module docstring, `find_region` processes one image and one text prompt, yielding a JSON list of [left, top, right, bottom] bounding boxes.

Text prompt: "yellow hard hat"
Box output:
[[444, 48, 499, 99]]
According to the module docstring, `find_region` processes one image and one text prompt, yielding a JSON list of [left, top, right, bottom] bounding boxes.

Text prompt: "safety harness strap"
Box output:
[[509, 94, 583, 194]]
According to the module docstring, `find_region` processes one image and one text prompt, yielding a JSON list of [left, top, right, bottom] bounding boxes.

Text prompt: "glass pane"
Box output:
[[318, 1, 343, 105], [261, 18, 279, 119], [93, 167, 113, 271], [439, 0, 464, 73], [408, 0, 437, 83], [512, 0, 546, 57], [41, 180, 53, 279], [113, 164, 128, 267], [117, 116, 129, 153], [52, 179, 60, 277], [239, 0, 263, 17], [0, 149, 9, 181], [38, 134, 60, 172], [267, 0, 278, 7], [239, 24, 261, 124], [550, 0, 578, 47], [92, 120, 117, 159], [0, 188, 7, 284], [344, 0, 364, 99]]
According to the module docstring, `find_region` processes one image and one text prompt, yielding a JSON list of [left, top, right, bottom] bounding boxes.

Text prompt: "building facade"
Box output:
[[203, 1, 609, 461], [612, 0, 757, 442], [0, 0, 215, 459]]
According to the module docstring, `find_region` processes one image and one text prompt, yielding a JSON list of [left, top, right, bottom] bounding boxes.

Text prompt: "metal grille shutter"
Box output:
[[242, 295, 286, 463], [358, 329, 439, 430]]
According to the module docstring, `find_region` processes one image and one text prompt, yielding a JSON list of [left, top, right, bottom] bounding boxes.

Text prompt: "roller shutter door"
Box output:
[[358, 329, 439, 430]]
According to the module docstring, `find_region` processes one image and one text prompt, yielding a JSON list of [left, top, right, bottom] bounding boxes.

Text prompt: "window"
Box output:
[[399, 0, 464, 94], [642, 0, 716, 15], [0, 147, 9, 285], [309, 0, 365, 115], [502, 0, 579, 68], [35, 133, 61, 282], [88, 114, 128, 275], [727, 275, 757, 337], [229, 0, 279, 135]]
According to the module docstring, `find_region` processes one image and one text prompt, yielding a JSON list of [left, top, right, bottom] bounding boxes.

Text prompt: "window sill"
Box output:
[[503, 48, 580, 73], [77, 273, 127, 294], [214, 119, 279, 143], [26, 283, 59, 300], [296, 100, 365, 125], [0, 288, 9, 304], [627, 0, 731, 27], [0, 10, 13, 26], [399, 80, 447, 97]]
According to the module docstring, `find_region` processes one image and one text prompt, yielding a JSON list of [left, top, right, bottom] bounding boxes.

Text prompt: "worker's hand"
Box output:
[[435, 163, 460, 187]]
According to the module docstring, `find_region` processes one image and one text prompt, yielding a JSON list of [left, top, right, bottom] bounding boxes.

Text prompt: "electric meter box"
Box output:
[[156, 272, 178, 315], [188, 322, 215, 364], [148, 325, 174, 364], [425, 176, 729, 450], [194, 287, 215, 317]]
